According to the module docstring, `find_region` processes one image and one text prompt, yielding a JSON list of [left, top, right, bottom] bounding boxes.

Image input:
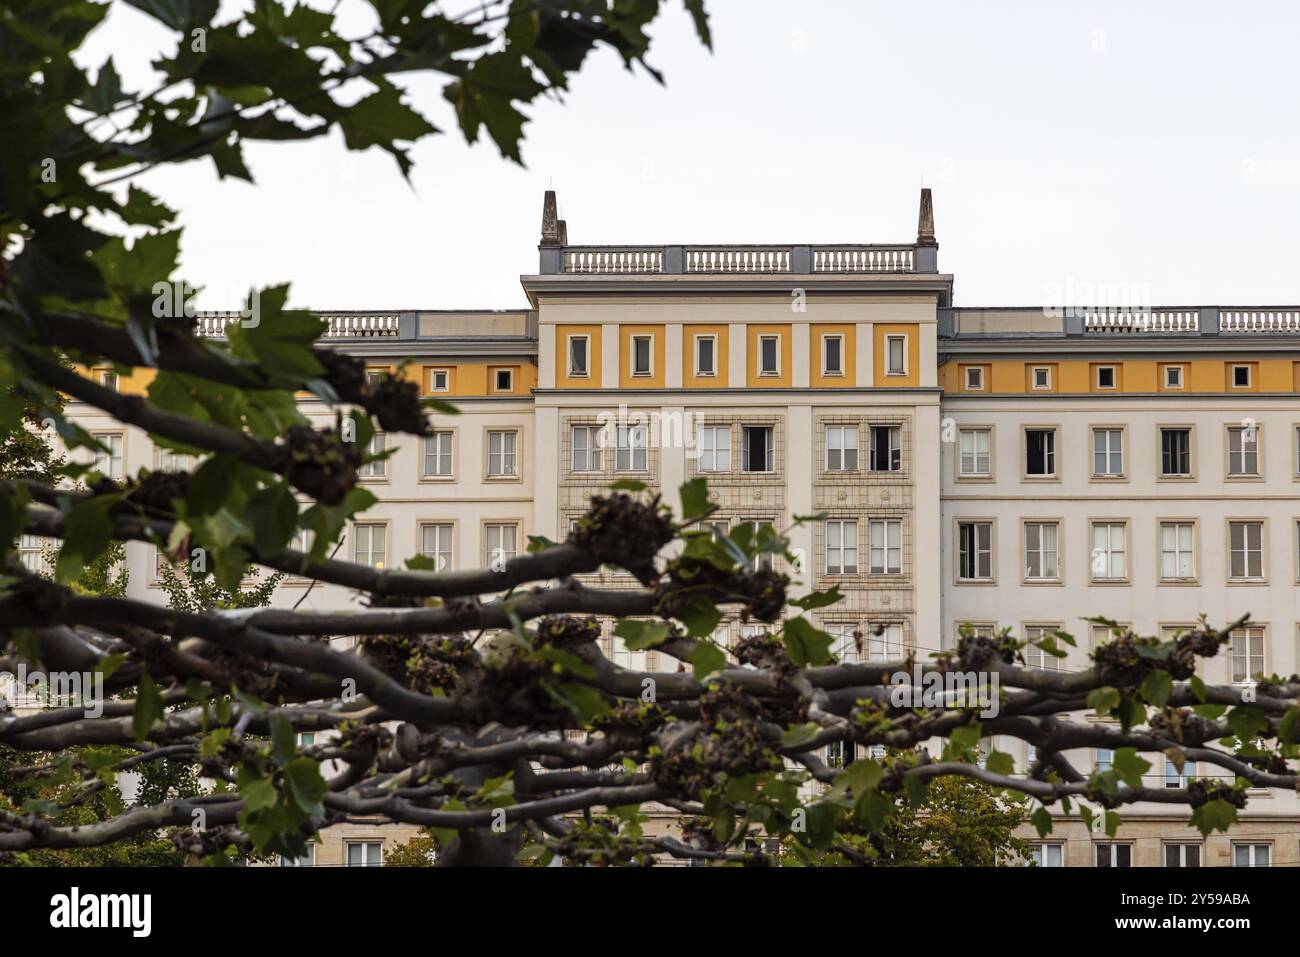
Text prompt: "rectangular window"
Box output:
[[957, 521, 993, 581], [869, 425, 901, 472], [1096, 748, 1112, 772], [97, 368, 119, 391], [1025, 429, 1056, 477], [346, 842, 382, 867], [758, 336, 779, 376], [1095, 844, 1132, 867], [867, 624, 902, 661], [1228, 521, 1264, 579], [1231, 365, 1252, 388], [1096, 365, 1117, 389], [1024, 522, 1060, 580], [958, 429, 990, 477], [485, 523, 518, 566], [419, 523, 453, 572], [358, 432, 387, 479], [352, 524, 386, 570], [1233, 844, 1270, 867], [964, 366, 984, 391], [1160, 428, 1192, 476], [1090, 522, 1127, 580], [91, 433, 123, 479], [1024, 626, 1061, 670], [868, 519, 902, 575], [156, 447, 193, 472], [429, 368, 450, 392], [568, 336, 589, 377], [493, 369, 514, 391], [1092, 428, 1123, 477], [822, 335, 843, 375], [698, 425, 730, 472], [615, 425, 648, 471], [18, 534, 46, 574], [1230, 626, 1265, 683], [1227, 426, 1259, 476], [886, 336, 906, 375], [1030, 844, 1064, 867], [570, 425, 598, 472], [423, 431, 453, 478], [695, 335, 716, 376], [281, 845, 316, 867], [825, 521, 858, 575], [1164, 365, 1184, 389], [1165, 758, 1197, 789], [631, 335, 653, 376], [487, 430, 518, 477], [1031, 367, 1051, 390], [825, 425, 859, 471], [1159, 522, 1195, 580], [742, 426, 774, 472]]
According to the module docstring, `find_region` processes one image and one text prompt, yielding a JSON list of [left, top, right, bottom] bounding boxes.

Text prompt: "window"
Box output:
[[825, 521, 858, 575], [1031, 367, 1051, 390], [868, 519, 902, 575], [1160, 428, 1192, 477], [17, 534, 46, 574], [419, 523, 453, 572], [346, 842, 382, 867], [1165, 758, 1196, 789], [1094, 844, 1132, 867], [365, 369, 385, 388], [1231, 364, 1252, 388], [886, 336, 906, 375], [822, 335, 843, 375], [1233, 844, 1270, 867], [487, 430, 518, 477], [758, 335, 779, 376], [866, 624, 902, 661], [825, 425, 859, 471], [281, 845, 315, 867], [1166, 844, 1201, 867], [298, 731, 315, 747], [567, 336, 589, 377], [1230, 626, 1265, 683], [494, 368, 514, 391], [1096, 365, 1116, 389], [1096, 748, 1112, 773], [485, 523, 518, 566], [829, 623, 858, 663], [1091, 428, 1123, 477], [868, 426, 901, 472], [1024, 626, 1061, 670], [1024, 522, 1059, 581], [615, 425, 648, 471], [358, 432, 387, 479], [1030, 843, 1063, 867], [570, 425, 598, 472], [1157, 522, 1195, 580], [1090, 522, 1127, 580], [957, 521, 992, 581], [741, 426, 774, 472], [631, 335, 653, 376], [695, 335, 716, 376], [1228, 521, 1264, 579], [420, 431, 452, 478], [964, 366, 984, 391], [156, 447, 192, 472], [352, 524, 386, 569], [826, 739, 857, 769], [1227, 426, 1259, 476], [1025, 429, 1056, 477], [698, 425, 730, 472], [91, 433, 123, 479], [429, 368, 450, 392], [97, 368, 119, 391], [1163, 365, 1184, 389], [958, 429, 991, 478]]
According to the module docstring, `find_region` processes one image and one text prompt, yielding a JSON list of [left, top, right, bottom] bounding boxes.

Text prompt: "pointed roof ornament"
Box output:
[[539, 190, 560, 246], [557, 219, 568, 246], [916, 187, 937, 246]]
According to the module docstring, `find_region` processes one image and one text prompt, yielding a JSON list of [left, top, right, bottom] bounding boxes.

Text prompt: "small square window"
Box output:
[[1164, 365, 1183, 389], [964, 367, 984, 390], [1096, 366, 1116, 389], [494, 369, 514, 392], [429, 369, 450, 392], [1031, 367, 1052, 390], [1232, 365, 1251, 388]]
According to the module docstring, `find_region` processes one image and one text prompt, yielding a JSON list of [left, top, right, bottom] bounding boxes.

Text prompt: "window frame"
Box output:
[[1030, 366, 1052, 391], [694, 334, 717, 377], [956, 519, 994, 583], [1230, 363, 1253, 389], [351, 522, 388, 570], [90, 431, 125, 480], [1088, 519, 1129, 583], [1162, 364, 1185, 390], [867, 518, 903, 576], [429, 367, 451, 392], [567, 335, 590, 378], [757, 335, 780, 377], [885, 335, 907, 376], [1022, 426, 1059, 480], [697, 424, 731, 473], [1022, 520, 1062, 583], [1225, 424, 1262, 479], [570, 424, 599, 473], [485, 428, 520, 479], [956, 426, 993, 480], [824, 424, 859, 472], [824, 519, 859, 576], [1157, 519, 1198, 583], [963, 365, 985, 391], [614, 424, 649, 472], [418, 522, 455, 573], [1157, 425, 1195, 480], [483, 522, 520, 567], [630, 333, 654, 377], [1090, 426, 1126, 479], [741, 425, 775, 473], [1226, 519, 1266, 582], [1095, 364, 1117, 390], [821, 334, 844, 376]]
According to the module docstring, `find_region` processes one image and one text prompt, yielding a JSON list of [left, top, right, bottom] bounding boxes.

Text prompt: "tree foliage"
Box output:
[[0, 0, 1298, 868]]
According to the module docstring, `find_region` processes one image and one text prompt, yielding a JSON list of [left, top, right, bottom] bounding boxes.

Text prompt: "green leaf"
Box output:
[[844, 758, 883, 797], [1191, 798, 1238, 836], [609, 479, 646, 492], [788, 586, 845, 611], [781, 617, 833, 667], [949, 720, 982, 753], [1087, 685, 1121, 716], [283, 758, 328, 817], [247, 482, 299, 557], [678, 477, 713, 522], [132, 673, 164, 742], [613, 619, 670, 651], [270, 713, 297, 765], [1278, 707, 1300, 745], [780, 723, 821, 748], [675, 594, 722, 639], [1189, 674, 1207, 704], [1030, 806, 1053, 838], [1139, 669, 1173, 707], [689, 640, 726, 680], [56, 494, 118, 584], [1103, 810, 1121, 837], [1112, 747, 1151, 788], [985, 750, 1015, 776]]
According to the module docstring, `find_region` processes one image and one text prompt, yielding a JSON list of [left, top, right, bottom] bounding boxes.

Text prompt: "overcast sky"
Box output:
[[83, 0, 1300, 311]]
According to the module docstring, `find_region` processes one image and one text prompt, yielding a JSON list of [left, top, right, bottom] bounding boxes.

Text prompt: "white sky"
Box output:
[[83, 0, 1300, 311]]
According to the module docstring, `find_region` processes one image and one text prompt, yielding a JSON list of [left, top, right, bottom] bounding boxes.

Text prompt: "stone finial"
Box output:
[[916, 187, 937, 246], [557, 219, 568, 246], [540, 190, 560, 246]]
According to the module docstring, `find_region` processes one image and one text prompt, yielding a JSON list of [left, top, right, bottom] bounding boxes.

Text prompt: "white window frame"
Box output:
[[825, 425, 859, 472], [1230, 364, 1252, 389], [1163, 365, 1184, 389], [1091, 428, 1124, 477], [486, 430, 518, 478], [419, 523, 454, 572], [1232, 843, 1270, 867], [91, 432, 124, 480], [1228, 520, 1264, 580], [493, 368, 514, 392], [1031, 366, 1052, 390], [957, 521, 993, 582], [963, 366, 985, 391], [697, 425, 730, 472], [358, 432, 387, 480], [821, 334, 844, 376], [1227, 426, 1260, 477], [1090, 521, 1127, 581], [867, 519, 902, 575], [429, 368, 450, 392], [345, 841, 382, 867], [615, 425, 648, 472], [567, 336, 589, 377], [630, 334, 653, 377], [1096, 365, 1117, 389], [484, 523, 518, 566], [868, 425, 902, 472], [758, 335, 780, 376], [694, 334, 717, 377], [570, 425, 598, 472], [1030, 843, 1064, 867], [1094, 843, 1132, 867], [741, 425, 774, 473], [867, 624, 902, 661], [1159, 521, 1195, 581], [423, 431, 453, 478], [885, 335, 907, 376], [1230, 626, 1265, 684], [1023, 522, 1060, 581], [825, 520, 858, 575], [1025, 428, 1057, 478], [958, 428, 991, 478], [352, 523, 387, 570]]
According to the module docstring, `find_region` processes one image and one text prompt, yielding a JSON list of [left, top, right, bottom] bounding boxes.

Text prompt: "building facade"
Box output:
[[32, 190, 1300, 866]]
